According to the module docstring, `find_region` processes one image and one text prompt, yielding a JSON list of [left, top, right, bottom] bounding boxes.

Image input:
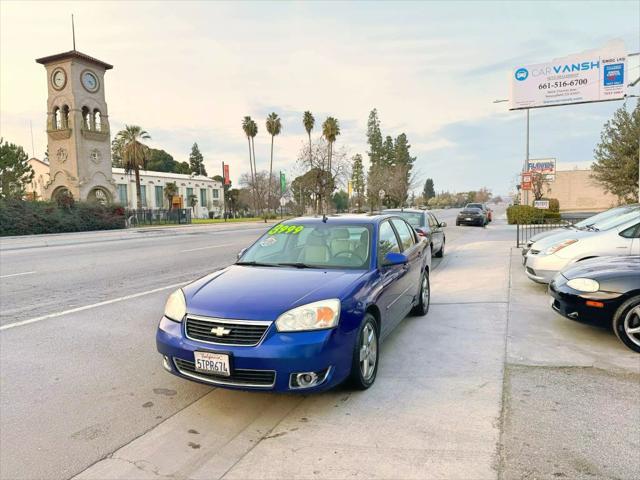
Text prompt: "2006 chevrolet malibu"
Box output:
[[156, 215, 432, 392]]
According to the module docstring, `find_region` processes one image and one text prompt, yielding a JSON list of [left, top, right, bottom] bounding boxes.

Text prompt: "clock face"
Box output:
[[81, 70, 99, 92], [51, 68, 66, 90]]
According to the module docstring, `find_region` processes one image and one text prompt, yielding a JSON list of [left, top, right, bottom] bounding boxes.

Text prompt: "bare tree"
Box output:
[[531, 172, 549, 201]]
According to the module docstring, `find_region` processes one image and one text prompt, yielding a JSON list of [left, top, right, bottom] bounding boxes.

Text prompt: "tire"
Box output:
[[434, 239, 445, 258], [456, 221, 460, 226], [349, 314, 379, 389], [612, 295, 640, 353], [411, 270, 430, 316]]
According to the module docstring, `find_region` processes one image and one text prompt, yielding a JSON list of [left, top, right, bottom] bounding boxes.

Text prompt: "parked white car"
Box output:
[[524, 215, 640, 283], [521, 204, 640, 259]]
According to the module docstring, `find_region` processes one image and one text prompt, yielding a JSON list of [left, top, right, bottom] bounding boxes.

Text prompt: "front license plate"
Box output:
[[465, 217, 472, 221], [194, 351, 230, 376]]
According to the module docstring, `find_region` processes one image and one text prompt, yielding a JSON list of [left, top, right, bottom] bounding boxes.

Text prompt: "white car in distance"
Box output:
[[524, 215, 640, 283]]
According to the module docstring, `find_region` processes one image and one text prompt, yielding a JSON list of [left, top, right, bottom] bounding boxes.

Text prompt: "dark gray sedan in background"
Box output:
[[382, 208, 446, 257]]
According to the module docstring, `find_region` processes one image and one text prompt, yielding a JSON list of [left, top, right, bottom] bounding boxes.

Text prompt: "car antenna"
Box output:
[[322, 214, 328, 223]]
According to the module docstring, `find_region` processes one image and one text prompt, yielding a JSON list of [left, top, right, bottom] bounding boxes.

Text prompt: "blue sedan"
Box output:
[[156, 215, 432, 392]]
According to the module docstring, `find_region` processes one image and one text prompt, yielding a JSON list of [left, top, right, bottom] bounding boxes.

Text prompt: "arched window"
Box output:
[[61, 105, 70, 129], [82, 106, 91, 130], [53, 107, 61, 130], [93, 109, 102, 131]]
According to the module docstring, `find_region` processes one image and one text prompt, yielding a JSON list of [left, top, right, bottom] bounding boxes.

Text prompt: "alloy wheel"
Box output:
[[624, 305, 640, 348], [359, 323, 377, 381]]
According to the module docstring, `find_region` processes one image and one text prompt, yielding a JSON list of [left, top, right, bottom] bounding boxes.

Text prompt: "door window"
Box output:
[[391, 218, 415, 251], [378, 221, 401, 263], [619, 223, 640, 238]]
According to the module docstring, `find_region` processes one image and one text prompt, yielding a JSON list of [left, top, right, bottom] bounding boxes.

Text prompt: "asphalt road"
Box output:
[[0, 209, 461, 480]]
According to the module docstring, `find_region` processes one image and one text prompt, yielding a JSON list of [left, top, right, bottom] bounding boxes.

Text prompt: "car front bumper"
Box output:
[[457, 217, 484, 225], [523, 253, 568, 284], [548, 276, 621, 327], [156, 316, 355, 392]]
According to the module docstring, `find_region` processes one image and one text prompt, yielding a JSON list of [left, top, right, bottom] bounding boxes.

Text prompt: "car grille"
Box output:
[[530, 249, 540, 255], [173, 358, 276, 388], [185, 316, 271, 346]]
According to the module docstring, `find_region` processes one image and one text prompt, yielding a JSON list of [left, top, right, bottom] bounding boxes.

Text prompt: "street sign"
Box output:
[[279, 172, 286, 194], [510, 41, 627, 110], [534, 200, 550, 209]]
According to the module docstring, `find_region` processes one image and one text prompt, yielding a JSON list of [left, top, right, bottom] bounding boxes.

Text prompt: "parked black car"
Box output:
[[382, 209, 446, 257], [466, 203, 492, 222], [456, 208, 487, 227], [548, 256, 640, 353]]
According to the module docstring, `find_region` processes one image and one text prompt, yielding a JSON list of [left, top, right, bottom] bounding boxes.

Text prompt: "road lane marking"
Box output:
[[180, 243, 236, 253], [0, 271, 36, 279], [0, 281, 188, 332]]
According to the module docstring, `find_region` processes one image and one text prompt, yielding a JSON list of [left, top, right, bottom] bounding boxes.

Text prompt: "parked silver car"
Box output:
[[524, 215, 640, 283], [521, 204, 640, 259]]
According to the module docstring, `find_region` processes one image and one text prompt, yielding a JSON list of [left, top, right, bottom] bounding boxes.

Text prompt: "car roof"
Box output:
[[279, 214, 405, 225], [381, 209, 426, 214]]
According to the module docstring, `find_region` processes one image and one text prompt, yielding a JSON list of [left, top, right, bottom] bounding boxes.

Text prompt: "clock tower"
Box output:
[[36, 50, 116, 202]]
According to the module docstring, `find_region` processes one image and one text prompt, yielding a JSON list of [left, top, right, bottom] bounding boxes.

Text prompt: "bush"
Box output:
[[0, 199, 125, 236], [543, 211, 562, 221], [506, 205, 545, 225], [541, 197, 560, 212]]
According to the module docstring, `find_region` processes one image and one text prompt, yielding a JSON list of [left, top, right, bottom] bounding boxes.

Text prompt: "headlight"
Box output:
[[275, 299, 340, 332], [164, 289, 186, 322], [566, 278, 600, 293], [544, 239, 578, 255]]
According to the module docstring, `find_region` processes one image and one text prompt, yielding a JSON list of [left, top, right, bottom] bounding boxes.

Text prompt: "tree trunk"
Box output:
[[267, 135, 274, 222], [251, 137, 260, 218], [247, 137, 256, 216], [135, 167, 142, 209]]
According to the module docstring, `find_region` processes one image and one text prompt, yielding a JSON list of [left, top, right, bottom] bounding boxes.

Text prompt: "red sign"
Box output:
[[223, 164, 230, 185], [521, 173, 532, 191]]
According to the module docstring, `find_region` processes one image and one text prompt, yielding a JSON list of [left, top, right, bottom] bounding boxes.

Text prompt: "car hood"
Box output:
[[561, 256, 640, 281], [528, 226, 578, 244], [530, 229, 593, 251], [183, 265, 366, 320]]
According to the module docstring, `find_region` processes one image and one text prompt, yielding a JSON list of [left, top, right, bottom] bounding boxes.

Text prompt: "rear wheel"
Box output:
[[411, 271, 430, 316], [349, 314, 379, 389], [612, 296, 640, 353]]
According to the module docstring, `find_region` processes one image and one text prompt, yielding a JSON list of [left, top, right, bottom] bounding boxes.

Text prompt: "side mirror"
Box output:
[[383, 252, 408, 266], [415, 227, 429, 237], [439, 221, 447, 228], [237, 248, 247, 260]]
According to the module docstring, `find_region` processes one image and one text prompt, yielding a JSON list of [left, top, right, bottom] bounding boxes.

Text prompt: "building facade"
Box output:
[[521, 167, 621, 212], [26, 159, 224, 219], [36, 50, 116, 202]]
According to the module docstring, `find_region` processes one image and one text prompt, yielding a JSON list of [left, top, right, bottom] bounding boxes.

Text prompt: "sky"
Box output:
[[1, 0, 639, 196]]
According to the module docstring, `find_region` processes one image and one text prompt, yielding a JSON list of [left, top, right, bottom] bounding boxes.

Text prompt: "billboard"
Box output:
[[527, 158, 556, 182], [521, 173, 532, 191], [510, 42, 627, 110]]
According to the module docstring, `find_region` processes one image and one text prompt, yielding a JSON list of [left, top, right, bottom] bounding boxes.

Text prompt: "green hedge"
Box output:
[[506, 205, 544, 224], [0, 199, 126, 236]]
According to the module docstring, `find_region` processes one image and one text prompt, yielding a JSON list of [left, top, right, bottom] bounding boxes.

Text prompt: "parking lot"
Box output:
[[1, 208, 639, 480]]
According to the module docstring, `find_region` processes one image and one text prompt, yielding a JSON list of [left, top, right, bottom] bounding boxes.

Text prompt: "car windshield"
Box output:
[[461, 209, 480, 214], [574, 206, 640, 229], [238, 222, 372, 269], [388, 211, 423, 227], [588, 210, 640, 231], [466, 203, 483, 209]]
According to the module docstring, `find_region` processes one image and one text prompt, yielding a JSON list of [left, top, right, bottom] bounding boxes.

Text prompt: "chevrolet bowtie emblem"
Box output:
[[211, 326, 232, 337]]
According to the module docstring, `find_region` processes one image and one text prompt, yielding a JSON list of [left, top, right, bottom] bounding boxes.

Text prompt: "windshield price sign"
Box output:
[[510, 41, 627, 110]]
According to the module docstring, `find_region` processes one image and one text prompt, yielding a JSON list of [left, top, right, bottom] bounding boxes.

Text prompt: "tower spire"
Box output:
[[71, 14, 76, 50]]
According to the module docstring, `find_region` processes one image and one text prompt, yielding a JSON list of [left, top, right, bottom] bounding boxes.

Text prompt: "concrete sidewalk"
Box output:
[[75, 224, 514, 480]]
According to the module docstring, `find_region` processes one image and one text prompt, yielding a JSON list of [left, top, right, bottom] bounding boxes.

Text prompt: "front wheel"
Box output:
[[349, 315, 379, 389], [612, 296, 640, 353], [411, 271, 430, 316], [434, 240, 445, 258]]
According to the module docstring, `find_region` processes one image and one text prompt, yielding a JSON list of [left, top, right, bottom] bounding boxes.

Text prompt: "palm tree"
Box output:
[[164, 182, 178, 210], [118, 125, 151, 209], [242, 116, 256, 214], [265, 112, 282, 218], [249, 119, 259, 215], [303, 111, 314, 163], [322, 117, 340, 212]]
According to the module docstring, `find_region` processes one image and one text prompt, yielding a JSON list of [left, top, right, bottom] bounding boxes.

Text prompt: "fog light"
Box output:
[[289, 367, 331, 389], [162, 355, 172, 372]]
